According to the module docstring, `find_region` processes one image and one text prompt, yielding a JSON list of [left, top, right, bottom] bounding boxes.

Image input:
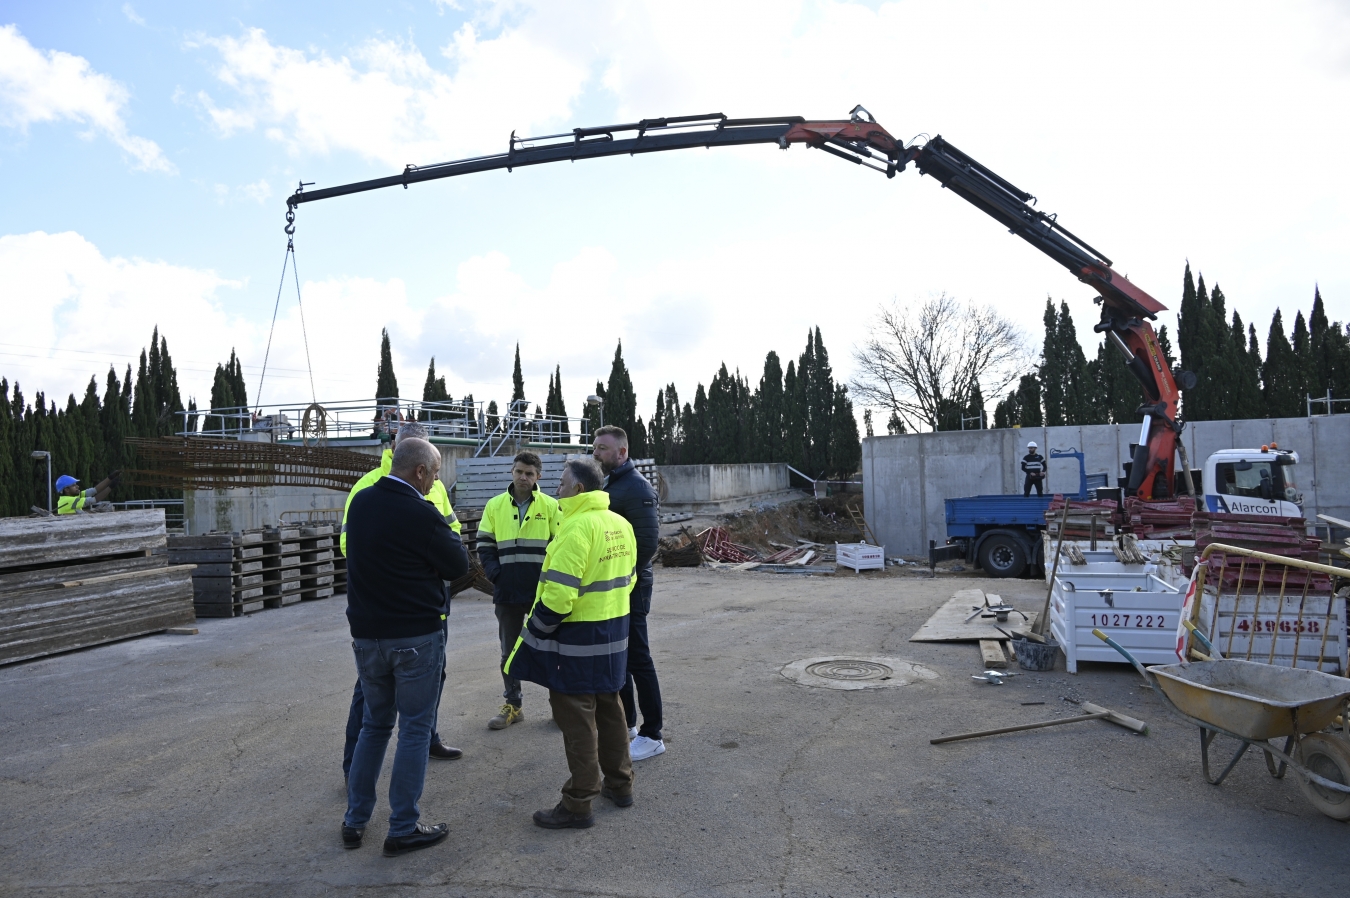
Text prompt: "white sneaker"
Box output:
[[628, 726, 638, 740], [630, 735, 666, 761]]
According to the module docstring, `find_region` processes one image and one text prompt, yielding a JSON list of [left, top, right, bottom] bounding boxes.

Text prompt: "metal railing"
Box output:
[[174, 397, 593, 455], [1307, 392, 1350, 417], [112, 499, 185, 534]]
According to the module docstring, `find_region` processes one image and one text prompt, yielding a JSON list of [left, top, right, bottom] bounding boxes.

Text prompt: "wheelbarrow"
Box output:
[[1092, 628, 1350, 820]]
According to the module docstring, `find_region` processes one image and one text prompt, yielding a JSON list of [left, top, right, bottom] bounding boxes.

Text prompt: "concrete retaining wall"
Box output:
[[862, 415, 1350, 558], [660, 463, 801, 513], [183, 442, 476, 534]]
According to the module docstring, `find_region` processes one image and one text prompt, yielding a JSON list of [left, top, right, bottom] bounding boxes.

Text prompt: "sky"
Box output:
[[2, 0, 1348, 428]]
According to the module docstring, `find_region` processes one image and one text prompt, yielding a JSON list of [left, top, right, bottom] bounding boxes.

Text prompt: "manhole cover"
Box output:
[[805, 659, 894, 681], [781, 656, 938, 690]]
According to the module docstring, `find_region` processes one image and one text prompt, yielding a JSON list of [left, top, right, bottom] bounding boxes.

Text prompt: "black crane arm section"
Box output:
[[285, 108, 904, 208]]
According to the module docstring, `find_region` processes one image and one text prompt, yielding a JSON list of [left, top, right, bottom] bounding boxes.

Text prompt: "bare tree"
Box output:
[[851, 294, 1030, 432]]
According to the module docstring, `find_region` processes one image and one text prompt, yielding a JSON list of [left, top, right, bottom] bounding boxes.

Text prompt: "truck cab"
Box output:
[[1202, 447, 1302, 518]]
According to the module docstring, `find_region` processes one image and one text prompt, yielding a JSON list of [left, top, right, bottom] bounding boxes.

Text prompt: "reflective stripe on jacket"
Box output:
[[477, 487, 562, 605], [56, 493, 90, 514], [340, 448, 461, 555], [504, 490, 635, 694]]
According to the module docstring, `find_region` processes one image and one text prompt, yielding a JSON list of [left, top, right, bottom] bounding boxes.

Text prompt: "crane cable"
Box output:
[[255, 204, 317, 413]]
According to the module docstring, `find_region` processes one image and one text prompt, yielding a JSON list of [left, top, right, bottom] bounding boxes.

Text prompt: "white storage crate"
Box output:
[[837, 542, 885, 573], [1049, 568, 1184, 673]]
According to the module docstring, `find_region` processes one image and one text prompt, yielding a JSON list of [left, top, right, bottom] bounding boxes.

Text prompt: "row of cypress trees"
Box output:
[[0, 328, 204, 517], [993, 266, 1345, 428], [403, 329, 862, 477]]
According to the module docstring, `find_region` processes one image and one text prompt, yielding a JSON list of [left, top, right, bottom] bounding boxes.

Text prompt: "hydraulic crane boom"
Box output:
[[286, 107, 1183, 499]]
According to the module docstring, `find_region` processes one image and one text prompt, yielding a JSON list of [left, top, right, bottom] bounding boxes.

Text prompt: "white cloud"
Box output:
[[0, 231, 246, 404], [0, 24, 173, 172], [196, 25, 591, 168], [239, 179, 272, 203], [122, 3, 145, 26]]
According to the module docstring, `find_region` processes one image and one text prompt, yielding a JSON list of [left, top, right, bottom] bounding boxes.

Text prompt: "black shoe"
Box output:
[[601, 787, 634, 808], [382, 822, 448, 857], [532, 802, 595, 829], [341, 825, 364, 849], [429, 741, 463, 760]]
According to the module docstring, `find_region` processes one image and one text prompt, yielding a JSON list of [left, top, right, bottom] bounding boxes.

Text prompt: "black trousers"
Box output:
[[619, 577, 663, 740], [494, 603, 528, 707], [1023, 475, 1043, 497]]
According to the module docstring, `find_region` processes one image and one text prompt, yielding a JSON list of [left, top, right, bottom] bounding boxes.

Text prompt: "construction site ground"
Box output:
[[2, 567, 1344, 897]]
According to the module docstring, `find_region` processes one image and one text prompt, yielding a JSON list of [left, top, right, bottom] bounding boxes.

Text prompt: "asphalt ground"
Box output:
[[1, 567, 1345, 897]]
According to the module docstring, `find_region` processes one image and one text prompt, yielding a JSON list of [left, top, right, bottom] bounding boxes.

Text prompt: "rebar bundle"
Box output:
[[124, 438, 377, 492]]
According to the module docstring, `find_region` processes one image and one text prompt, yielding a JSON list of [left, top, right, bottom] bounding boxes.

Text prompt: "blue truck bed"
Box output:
[[945, 495, 1054, 537]]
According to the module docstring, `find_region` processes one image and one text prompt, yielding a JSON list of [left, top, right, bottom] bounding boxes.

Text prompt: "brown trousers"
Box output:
[[548, 690, 635, 814]]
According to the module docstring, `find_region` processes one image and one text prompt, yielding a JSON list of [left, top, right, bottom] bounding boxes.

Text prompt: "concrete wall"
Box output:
[[660, 463, 800, 513], [862, 415, 1350, 558], [183, 441, 477, 534]]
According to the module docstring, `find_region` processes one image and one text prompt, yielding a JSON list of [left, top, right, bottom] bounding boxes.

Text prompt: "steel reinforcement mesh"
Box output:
[[124, 438, 375, 492]]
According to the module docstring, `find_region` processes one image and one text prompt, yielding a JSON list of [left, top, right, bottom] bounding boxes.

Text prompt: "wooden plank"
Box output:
[[186, 563, 232, 577], [979, 640, 1009, 669], [0, 554, 165, 593], [0, 568, 195, 665], [0, 510, 167, 571], [166, 535, 233, 549], [57, 564, 197, 589], [910, 590, 1039, 642]]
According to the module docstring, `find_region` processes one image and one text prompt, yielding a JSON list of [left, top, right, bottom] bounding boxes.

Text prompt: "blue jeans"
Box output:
[[344, 629, 445, 836], [344, 619, 447, 776]]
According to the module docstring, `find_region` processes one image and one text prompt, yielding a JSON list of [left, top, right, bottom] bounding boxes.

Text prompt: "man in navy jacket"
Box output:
[[342, 438, 468, 858], [592, 425, 665, 761]]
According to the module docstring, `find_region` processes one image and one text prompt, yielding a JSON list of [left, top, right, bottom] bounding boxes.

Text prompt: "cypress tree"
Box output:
[[706, 363, 738, 464], [485, 400, 499, 433], [0, 379, 14, 515], [375, 329, 399, 401], [155, 330, 184, 435], [660, 385, 681, 463], [829, 384, 861, 476], [511, 344, 525, 405], [863, 408, 874, 438], [993, 392, 1015, 429], [420, 357, 448, 420], [1230, 310, 1262, 419], [782, 360, 805, 471], [1157, 325, 1176, 370], [552, 365, 569, 438], [806, 328, 835, 474], [649, 390, 667, 464], [630, 416, 649, 459], [1292, 311, 1313, 409], [1040, 299, 1065, 426], [965, 379, 985, 429], [886, 411, 907, 435], [1263, 309, 1301, 417], [757, 351, 784, 462], [1016, 373, 1043, 427], [1308, 287, 1329, 396], [605, 341, 637, 439]]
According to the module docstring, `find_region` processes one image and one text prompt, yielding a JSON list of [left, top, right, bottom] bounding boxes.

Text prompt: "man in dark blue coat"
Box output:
[[592, 425, 665, 761], [341, 438, 469, 857]]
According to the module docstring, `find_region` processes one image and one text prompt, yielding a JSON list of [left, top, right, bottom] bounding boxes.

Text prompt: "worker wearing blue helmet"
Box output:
[[56, 471, 118, 514]]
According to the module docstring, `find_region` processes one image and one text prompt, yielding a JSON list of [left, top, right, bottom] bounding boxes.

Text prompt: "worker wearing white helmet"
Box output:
[[1021, 442, 1046, 497]]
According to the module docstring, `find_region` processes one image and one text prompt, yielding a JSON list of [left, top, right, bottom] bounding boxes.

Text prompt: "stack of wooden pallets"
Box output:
[[167, 531, 266, 616], [261, 526, 302, 607], [1, 511, 195, 665], [298, 525, 335, 600]]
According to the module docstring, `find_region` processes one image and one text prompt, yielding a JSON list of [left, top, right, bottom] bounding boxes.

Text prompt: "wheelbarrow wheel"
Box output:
[[1296, 734, 1350, 821]]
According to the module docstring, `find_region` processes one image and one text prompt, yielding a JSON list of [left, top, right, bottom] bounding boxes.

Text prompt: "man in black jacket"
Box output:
[[1021, 441, 1046, 497], [342, 438, 469, 858], [592, 425, 665, 761]]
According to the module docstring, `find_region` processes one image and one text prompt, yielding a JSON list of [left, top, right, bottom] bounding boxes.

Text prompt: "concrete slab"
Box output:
[[1, 570, 1346, 896]]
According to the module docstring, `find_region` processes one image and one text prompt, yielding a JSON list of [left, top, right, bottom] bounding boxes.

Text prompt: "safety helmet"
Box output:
[[1026, 441, 1037, 450], [55, 474, 79, 491]]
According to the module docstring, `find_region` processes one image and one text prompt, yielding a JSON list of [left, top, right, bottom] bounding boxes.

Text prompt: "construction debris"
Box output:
[[0, 510, 195, 665]]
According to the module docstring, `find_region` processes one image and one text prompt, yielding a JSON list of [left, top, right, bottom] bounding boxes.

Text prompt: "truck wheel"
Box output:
[[978, 534, 1027, 579]]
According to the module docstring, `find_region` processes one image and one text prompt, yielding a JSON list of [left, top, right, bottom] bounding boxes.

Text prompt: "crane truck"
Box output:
[[281, 106, 1294, 574]]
